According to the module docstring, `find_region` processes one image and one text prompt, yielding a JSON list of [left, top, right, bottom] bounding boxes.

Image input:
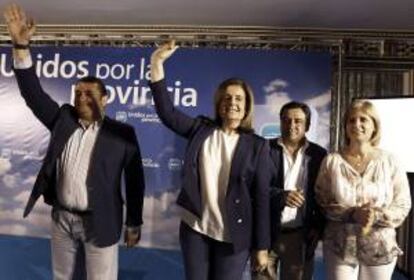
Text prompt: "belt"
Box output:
[[54, 204, 92, 216], [281, 227, 304, 233]]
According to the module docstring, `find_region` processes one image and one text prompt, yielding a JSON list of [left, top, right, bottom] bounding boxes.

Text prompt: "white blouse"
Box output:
[[315, 149, 411, 265], [181, 129, 239, 242]]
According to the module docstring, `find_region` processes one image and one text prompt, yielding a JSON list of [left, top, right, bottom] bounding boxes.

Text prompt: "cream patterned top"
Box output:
[[315, 149, 411, 265]]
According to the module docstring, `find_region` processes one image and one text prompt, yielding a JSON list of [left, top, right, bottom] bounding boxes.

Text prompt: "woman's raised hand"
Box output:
[[150, 40, 179, 82], [151, 40, 179, 65]]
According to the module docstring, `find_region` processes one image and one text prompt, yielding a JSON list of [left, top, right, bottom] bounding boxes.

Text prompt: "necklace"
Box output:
[[353, 157, 365, 167], [344, 150, 372, 170]]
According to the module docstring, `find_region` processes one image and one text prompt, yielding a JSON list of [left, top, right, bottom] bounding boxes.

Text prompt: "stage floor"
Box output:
[[0, 234, 408, 280]]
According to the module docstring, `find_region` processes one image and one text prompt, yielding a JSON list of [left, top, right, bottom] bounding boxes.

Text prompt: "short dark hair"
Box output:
[[279, 101, 311, 131], [76, 76, 107, 96]]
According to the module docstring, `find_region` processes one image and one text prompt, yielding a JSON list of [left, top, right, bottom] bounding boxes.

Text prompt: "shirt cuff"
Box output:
[[13, 54, 33, 69], [126, 226, 141, 233]]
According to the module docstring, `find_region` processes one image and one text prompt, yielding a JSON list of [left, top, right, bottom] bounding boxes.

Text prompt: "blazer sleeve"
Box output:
[[251, 139, 271, 250], [149, 79, 197, 138], [271, 187, 286, 212], [13, 66, 60, 131], [123, 125, 146, 226]]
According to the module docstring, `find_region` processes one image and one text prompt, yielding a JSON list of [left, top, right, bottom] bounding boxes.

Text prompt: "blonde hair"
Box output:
[[344, 100, 381, 146], [213, 78, 254, 132]]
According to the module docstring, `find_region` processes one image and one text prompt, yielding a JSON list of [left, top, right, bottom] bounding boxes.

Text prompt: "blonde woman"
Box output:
[[315, 100, 411, 280]]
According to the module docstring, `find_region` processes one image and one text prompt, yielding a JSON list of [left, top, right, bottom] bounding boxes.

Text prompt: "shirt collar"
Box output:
[[277, 137, 309, 154], [78, 118, 102, 131]]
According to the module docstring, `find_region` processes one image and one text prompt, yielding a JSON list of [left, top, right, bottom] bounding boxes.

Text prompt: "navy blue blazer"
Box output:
[[269, 139, 327, 244], [14, 66, 145, 247], [149, 79, 271, 252]]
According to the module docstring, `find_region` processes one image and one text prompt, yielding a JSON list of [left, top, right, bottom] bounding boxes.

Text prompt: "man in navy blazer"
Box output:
[[4, 4, 145, 280], [253, 101, 327, 280]]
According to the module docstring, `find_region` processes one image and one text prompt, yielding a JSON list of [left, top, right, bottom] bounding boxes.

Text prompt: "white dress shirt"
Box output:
[[57, 120, 101, 210], [279, 139, 308, 228]]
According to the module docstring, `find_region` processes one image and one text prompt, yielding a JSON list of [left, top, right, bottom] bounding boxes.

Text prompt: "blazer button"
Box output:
[[234, 199, 240, 204], [237, 218, 243, 224]]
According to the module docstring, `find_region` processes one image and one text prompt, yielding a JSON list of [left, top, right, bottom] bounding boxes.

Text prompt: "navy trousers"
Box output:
[[179, 222, 249, 280]]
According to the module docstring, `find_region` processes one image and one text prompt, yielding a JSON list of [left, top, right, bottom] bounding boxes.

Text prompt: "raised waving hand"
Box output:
[[3, 3, 36, 46], [150, 40, 179, 82]]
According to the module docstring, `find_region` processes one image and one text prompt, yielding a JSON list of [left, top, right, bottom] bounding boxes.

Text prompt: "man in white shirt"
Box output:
[[253, 101, 327, 280], [4, 4, 145, 280]]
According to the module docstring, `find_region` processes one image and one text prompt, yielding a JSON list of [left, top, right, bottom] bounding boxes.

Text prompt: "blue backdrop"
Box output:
[[0, 46, 331, 249]]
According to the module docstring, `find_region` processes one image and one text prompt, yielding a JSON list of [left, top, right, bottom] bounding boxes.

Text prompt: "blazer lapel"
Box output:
[[45, 116, 79, 168], [226, 134, 249, 194], [87, 117, 111, 181], [269, 140, 281, 172], [302, 151, 311, 189]]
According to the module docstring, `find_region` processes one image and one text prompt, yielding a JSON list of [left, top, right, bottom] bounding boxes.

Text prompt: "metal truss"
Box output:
[[0, 25, 413, 59]]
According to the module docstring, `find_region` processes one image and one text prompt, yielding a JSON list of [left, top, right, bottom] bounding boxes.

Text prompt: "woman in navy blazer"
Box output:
[[149, 41, 271, 280]]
